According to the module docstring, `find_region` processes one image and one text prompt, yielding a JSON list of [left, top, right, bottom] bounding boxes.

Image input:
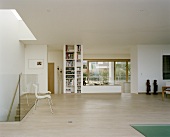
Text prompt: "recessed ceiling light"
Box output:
[[46, 9, 51, 12]]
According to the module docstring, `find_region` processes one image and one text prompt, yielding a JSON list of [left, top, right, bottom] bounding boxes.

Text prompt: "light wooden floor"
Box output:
[[1, 93, 170, 137]]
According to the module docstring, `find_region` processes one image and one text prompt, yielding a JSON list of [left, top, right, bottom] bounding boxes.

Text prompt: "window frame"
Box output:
[[83, 59, 130, 86]]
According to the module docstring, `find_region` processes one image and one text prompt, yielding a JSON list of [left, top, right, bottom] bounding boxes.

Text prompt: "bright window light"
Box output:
[[11, 9, 22, 20]]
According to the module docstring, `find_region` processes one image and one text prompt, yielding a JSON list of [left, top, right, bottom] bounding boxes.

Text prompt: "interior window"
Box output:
[[89, 62, 110, 85], [115, 62, 126, 85], [83, 59, 130, 86]]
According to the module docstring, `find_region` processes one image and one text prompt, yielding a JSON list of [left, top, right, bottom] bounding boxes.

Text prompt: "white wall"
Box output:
[[137, 45, 170, 93], [25, 45, 48, 92], [84, 53, 130, 59], [82, 86, 121, 93], [0, 10, 25, 121], [48, 50, 63, 94], [130, 46, 138, 94], [0, 11, 25, 74]]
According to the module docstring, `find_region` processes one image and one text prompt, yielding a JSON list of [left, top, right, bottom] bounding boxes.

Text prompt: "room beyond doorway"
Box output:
[[48, 63, 54, 94]]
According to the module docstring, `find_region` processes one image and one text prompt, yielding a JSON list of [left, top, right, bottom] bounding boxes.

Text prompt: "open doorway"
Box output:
[[48, 63, 54, 94]]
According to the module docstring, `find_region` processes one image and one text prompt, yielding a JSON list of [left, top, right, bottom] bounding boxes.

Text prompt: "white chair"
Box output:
[[165, 82, 170, 98], [33, 84, 53, 113], [165, 88, 170, 97]]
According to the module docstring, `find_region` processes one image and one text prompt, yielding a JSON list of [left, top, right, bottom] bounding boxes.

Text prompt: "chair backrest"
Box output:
[[166, 81, 170, 87], [33, 84, 39, 98]]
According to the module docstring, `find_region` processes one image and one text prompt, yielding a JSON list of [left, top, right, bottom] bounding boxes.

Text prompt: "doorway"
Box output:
[[48, 63, 54, 94]]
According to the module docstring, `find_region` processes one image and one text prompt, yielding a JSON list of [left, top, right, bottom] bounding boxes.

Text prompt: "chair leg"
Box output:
[[48, 99, 53, 113], [51, 98, 53, 105], [26, 93, 29, 106], [35, 99, 38, 110]]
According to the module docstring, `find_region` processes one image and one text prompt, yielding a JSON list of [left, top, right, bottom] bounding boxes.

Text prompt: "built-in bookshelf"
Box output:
[[76, 45, 82, 93], [63, 45, 83, 93]]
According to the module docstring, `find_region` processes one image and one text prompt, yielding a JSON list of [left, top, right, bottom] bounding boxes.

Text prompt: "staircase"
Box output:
[[15, 93, 36, 121]]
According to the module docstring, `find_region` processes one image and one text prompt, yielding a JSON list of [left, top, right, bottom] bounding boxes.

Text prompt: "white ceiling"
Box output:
[[1, 0, 170, 54]]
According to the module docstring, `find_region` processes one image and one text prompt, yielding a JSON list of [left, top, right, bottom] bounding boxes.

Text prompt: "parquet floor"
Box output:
[[1, 93, 170, 137]]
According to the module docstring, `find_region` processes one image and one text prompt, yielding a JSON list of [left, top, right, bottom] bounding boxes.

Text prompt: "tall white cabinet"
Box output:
[[63, 45, 83, 93]]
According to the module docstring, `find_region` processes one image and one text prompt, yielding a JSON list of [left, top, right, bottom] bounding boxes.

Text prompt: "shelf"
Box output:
[[64, 45, 83, 93], [66, 59, 74, 61], [66, 51, 74, 53]]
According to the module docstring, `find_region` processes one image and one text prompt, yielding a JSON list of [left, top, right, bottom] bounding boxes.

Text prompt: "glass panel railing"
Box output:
[[19, 74, 38, 121], [0, 74, 38, 122]]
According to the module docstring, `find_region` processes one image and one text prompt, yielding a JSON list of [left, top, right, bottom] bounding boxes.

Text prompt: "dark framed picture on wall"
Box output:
[[28, 59, 44, 69], [163, 55, 170, 79]]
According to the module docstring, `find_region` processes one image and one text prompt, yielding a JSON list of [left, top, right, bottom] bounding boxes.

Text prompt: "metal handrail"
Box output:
[[7, 73, 22, 121]]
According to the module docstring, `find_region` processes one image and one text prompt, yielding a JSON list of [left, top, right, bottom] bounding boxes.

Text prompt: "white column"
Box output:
[[109, 62, 114, 85]]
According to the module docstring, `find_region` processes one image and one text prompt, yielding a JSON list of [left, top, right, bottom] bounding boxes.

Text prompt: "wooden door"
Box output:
[[48, 63, 54, 94]]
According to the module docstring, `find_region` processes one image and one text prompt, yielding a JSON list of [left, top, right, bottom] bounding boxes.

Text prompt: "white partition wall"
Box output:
[[130, 45, 138, 94], [137, 45, 170, 93], [25, 45, 48, 92], [0, 10, 25, 121], [130, 45, 170, 94]]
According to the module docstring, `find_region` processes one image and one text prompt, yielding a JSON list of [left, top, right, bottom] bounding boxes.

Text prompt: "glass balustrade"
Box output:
[[0, 74, 38, 122]]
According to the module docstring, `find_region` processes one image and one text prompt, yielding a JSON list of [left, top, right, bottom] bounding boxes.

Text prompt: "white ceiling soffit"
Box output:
[[11, 9, 36, 40], [0, 0, 170, 54], [19, 20, 37, 41], [0, 9, 36, 41]]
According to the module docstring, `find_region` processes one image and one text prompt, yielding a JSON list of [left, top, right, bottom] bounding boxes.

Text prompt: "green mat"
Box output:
[[131, 124, 170, 137]]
